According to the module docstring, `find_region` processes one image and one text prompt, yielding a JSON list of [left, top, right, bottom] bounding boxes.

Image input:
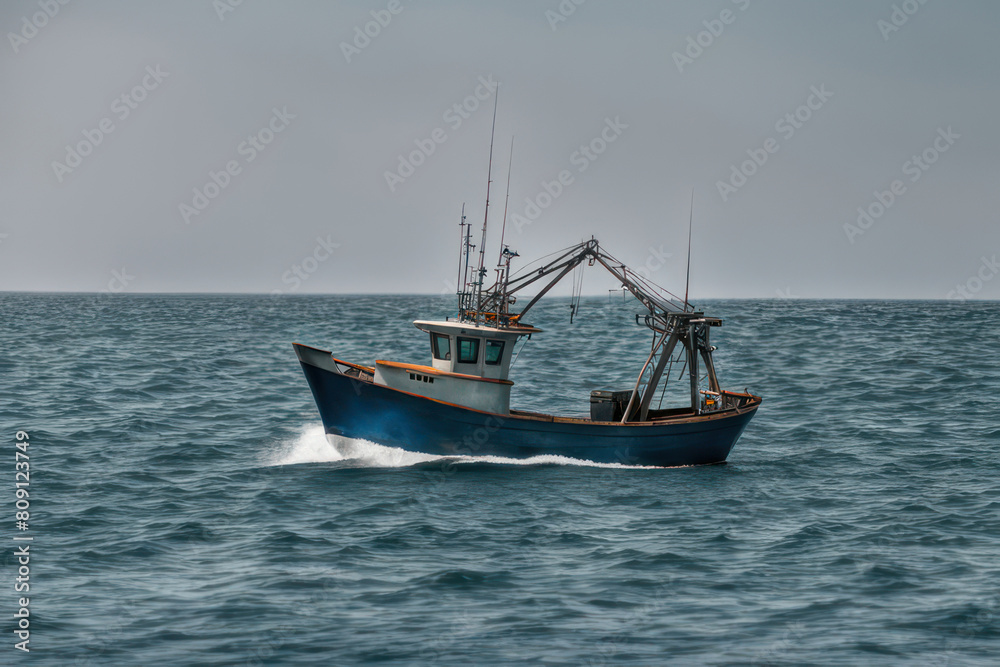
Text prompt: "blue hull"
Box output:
[[295, 345, 760, 467]]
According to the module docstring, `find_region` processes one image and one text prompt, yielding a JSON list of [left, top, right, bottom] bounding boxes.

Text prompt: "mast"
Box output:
[[463, 213, 474, 313], [456, 203, 467, 312], [473, 87, 500, 324]]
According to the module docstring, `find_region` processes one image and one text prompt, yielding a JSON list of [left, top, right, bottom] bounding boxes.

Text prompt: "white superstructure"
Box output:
[[372, 319, 540, 414]]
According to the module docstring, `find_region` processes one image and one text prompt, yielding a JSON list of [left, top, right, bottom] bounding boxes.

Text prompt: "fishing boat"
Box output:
[[294, 235, 760, 467], [294, 103, 761, 467]]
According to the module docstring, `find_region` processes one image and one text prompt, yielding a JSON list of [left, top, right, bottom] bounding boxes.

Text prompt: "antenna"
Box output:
[[683, 188, 694, 311], [497, 136, 514, 269], [474, 85, 500, 322], [456, 203, 467, 307]]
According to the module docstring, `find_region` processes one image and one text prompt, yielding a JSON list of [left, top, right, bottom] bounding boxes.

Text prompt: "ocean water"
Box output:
[[2, 293, 999, 666]]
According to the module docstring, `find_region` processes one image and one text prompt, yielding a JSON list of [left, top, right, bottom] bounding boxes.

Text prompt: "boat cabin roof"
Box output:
[[412, 319, 542, 337]]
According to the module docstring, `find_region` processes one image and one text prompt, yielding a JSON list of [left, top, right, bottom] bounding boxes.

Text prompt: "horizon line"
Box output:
[[0, 290, 992, 303]]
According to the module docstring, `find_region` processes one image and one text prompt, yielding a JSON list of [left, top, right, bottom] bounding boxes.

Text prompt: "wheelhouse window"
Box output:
[[431, 333, 451, 360], [484, 339, 505, 366], [457, 337, 480, 364]]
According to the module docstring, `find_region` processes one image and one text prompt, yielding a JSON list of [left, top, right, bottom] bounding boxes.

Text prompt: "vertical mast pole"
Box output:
[[462, 218, 473, 314], [688, 323, 700, 414], [474, 87, 500, 323], [456, 203, 467, 313]]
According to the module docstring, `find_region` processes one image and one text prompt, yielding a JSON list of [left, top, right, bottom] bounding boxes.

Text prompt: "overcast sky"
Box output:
[[2, 0, 998, 299]]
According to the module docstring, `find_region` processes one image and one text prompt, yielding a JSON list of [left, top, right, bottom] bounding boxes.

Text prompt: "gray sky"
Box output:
[[2, 0, 998, 299]]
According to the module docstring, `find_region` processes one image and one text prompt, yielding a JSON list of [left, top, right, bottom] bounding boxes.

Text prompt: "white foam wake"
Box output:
[[267, 424, 666, 469]]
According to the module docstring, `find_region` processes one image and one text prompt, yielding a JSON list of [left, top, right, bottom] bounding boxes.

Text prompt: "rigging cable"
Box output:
[[569, 260, 585, 323], [683, 188, 694, 312], [656, 352, 681, 410], [509, 335, 530, 371]]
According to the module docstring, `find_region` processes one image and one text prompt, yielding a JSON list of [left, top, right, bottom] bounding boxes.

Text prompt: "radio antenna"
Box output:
[[456, 203, 467, 308], [474, 86, 500, 321], [497, 136, 514, 268], [683, 188, 694, 312]]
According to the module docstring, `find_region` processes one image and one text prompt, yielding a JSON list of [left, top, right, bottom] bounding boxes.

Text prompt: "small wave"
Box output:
[[266, 424, 344, 465], [267, 424, 667, 470], [266, 424, 440, 467]]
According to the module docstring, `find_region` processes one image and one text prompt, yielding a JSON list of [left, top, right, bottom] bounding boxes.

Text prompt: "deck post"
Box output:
[[699, 326, 720, 394], [688, 322, 700, 414]]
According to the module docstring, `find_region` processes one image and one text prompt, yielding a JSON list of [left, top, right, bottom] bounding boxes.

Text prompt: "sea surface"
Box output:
[[2, 294, 999, 666]]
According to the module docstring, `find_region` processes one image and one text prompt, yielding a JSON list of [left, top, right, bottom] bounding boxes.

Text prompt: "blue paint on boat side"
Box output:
[[297, 352, 760, 467]]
